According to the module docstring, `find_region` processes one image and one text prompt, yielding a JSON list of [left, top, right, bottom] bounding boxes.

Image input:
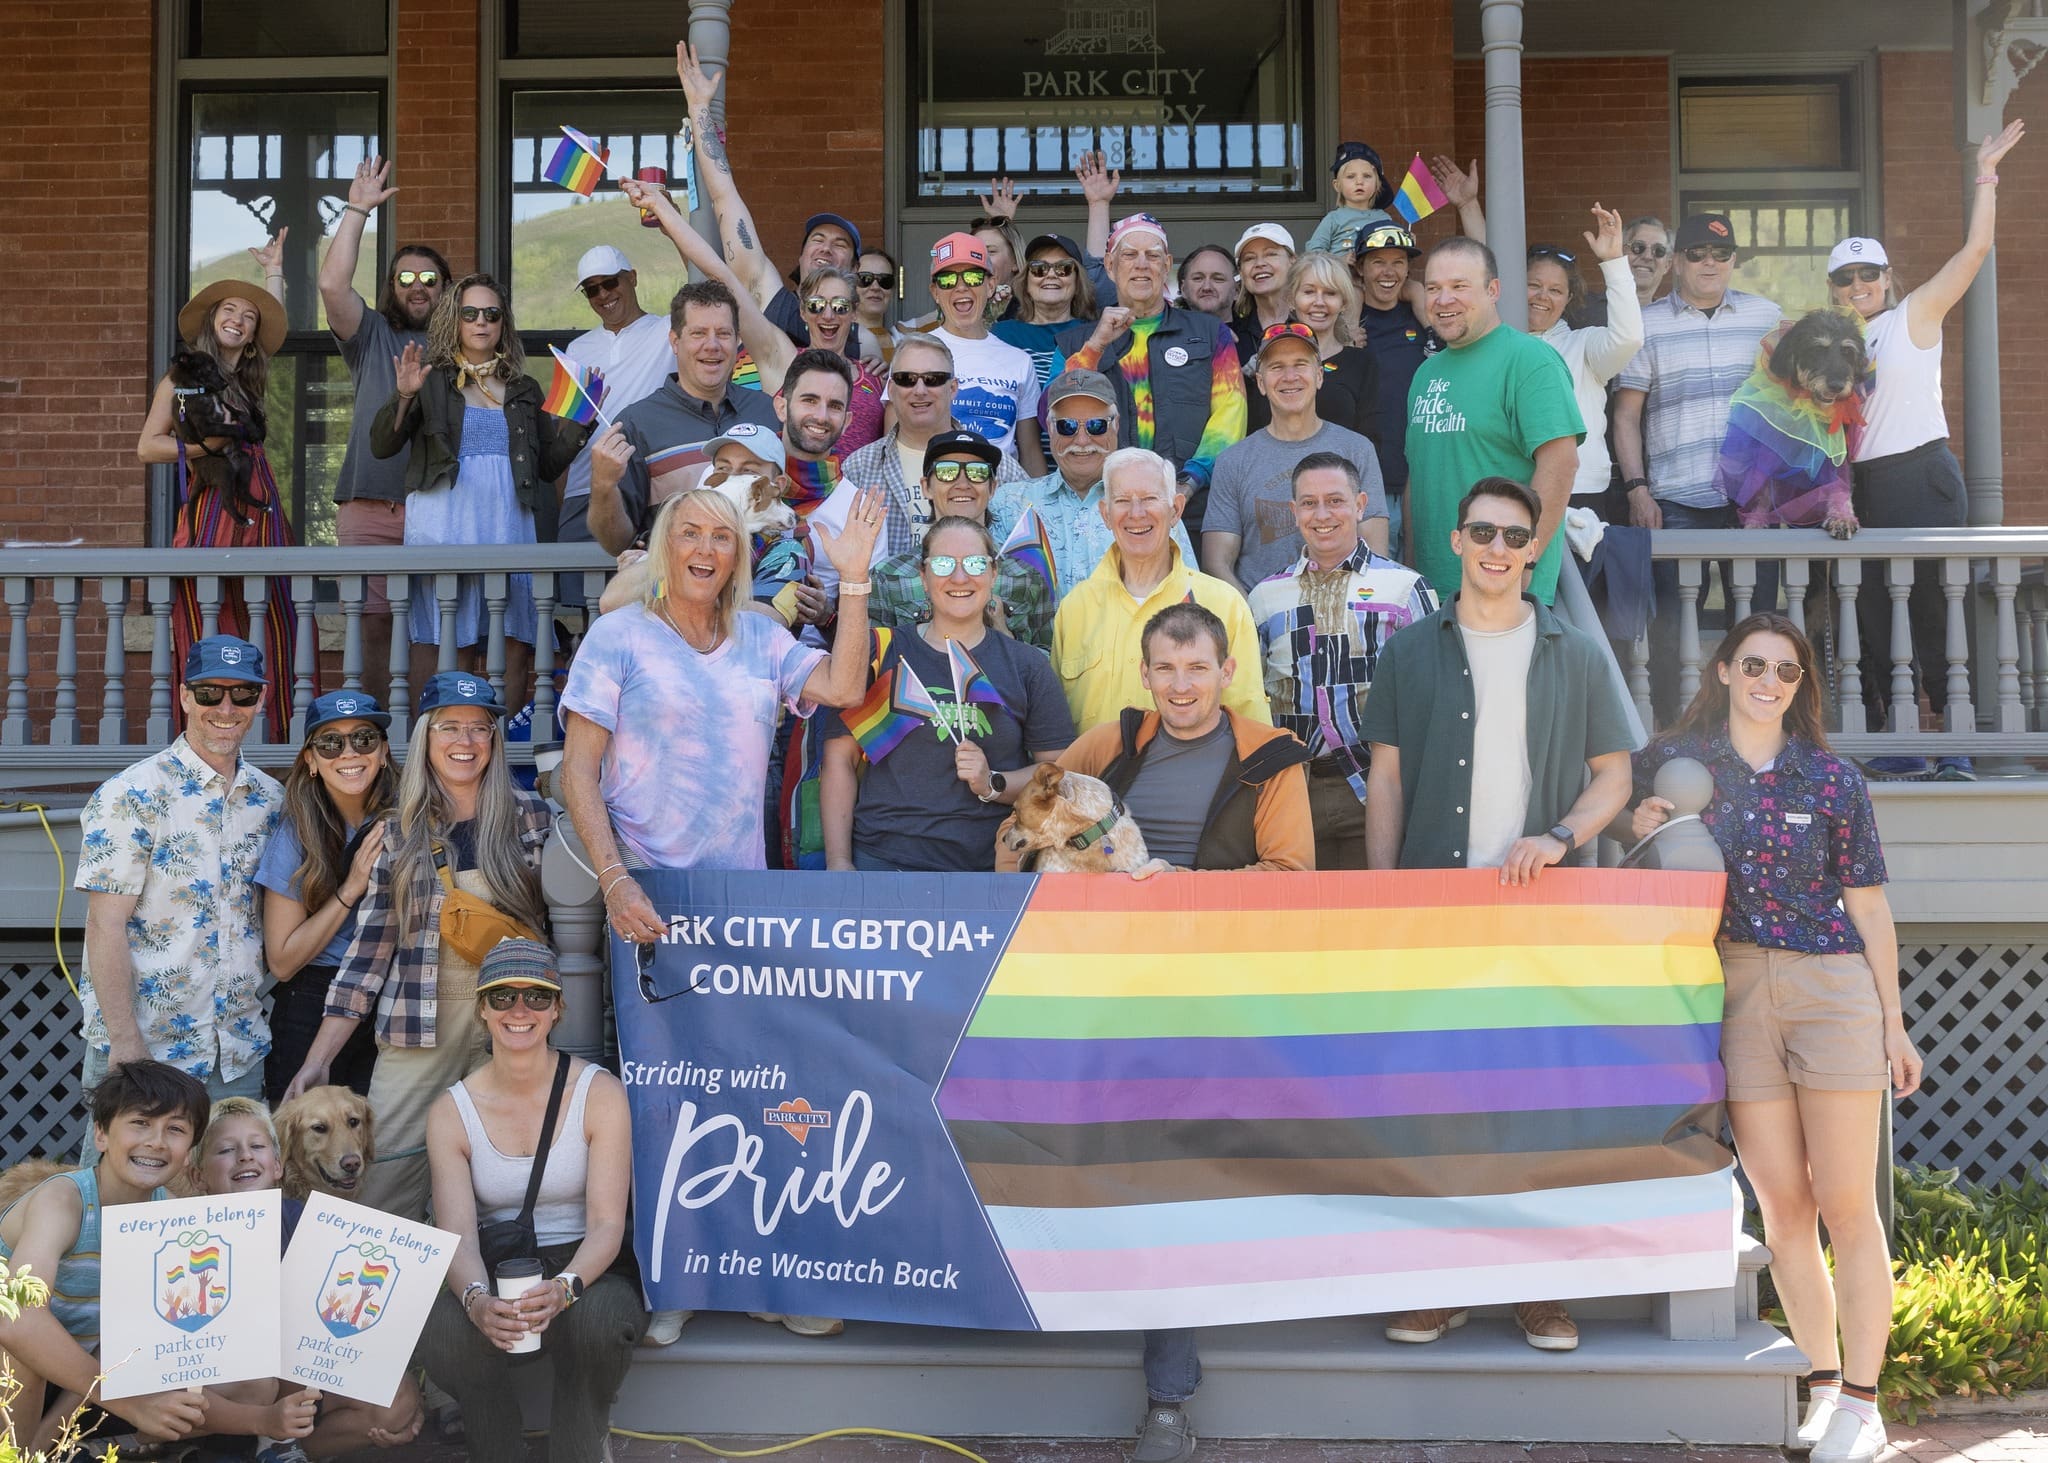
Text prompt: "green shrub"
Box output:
[[1, 1260, 119, 1463]]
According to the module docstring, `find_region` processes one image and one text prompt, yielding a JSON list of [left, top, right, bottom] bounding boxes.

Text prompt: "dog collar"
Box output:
[[1066, 796, 1127, 854]]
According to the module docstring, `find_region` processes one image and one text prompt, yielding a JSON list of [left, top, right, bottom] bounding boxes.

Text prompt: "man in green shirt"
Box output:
[[1405, 238, 1584, 602]]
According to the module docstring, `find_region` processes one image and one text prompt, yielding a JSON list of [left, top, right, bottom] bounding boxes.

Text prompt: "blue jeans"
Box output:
[[1143, 1328, 1201, 1403], [1647, 500, 1781, 724]]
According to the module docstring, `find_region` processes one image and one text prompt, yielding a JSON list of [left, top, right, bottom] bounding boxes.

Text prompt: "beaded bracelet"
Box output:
[[1978, 173, 2000, 185], [839, 581, 873, 597]]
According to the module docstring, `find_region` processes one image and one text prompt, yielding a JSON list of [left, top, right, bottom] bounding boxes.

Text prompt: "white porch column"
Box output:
[[1956, 0, 2017, 526], [687, 0, 736, 249], [1480, 0, 1527, 330]]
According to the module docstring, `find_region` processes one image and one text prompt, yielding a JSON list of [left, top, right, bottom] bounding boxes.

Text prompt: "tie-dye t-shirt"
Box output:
[[562, 603, 825, 869]]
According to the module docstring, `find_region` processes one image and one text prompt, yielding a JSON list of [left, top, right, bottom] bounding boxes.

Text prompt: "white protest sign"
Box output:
[[280, 1193, 458, 1406], [99, 1191, 281, 1401]]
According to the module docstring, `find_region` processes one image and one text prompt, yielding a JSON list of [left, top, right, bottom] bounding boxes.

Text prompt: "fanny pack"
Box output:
[[434, 842, 539, 966]]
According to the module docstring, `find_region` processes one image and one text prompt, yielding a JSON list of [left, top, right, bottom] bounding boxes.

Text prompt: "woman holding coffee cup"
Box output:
[[417, 938, 644, 1463]]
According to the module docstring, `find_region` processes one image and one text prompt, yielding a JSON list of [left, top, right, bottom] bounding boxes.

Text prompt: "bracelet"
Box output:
[[344, 203, 373, 219], [596, 861, 626, 879], [601, 871, 635, 900], [1977, 173, 2000, 185], [337, 891, 359, 911], [838, 581, 873, 597], [460, 1281, 489, 1313]]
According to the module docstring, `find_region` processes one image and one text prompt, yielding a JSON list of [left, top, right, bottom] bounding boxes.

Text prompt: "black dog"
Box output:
[[1770, 307, 1870, 410], [1716, 308, 1870, 537]]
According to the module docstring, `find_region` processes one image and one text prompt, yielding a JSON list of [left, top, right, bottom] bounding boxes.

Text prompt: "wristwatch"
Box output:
[[1624, 477, 1649, 492], [557, 1271, 585, 1306], [977, 771, 1008, 804], [1547, 823, 1577, 851]]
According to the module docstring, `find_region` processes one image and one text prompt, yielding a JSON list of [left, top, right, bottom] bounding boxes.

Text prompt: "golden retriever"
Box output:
[[275, 1085, 375, 1202]]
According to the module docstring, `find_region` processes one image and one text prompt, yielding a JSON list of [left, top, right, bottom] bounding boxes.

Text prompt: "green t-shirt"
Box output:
[[1404, 324, 1585, 603]]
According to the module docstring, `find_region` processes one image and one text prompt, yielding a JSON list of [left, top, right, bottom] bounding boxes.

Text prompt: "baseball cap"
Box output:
[[184, 634, 265, 685], [1023, 232, 1085, 265], [929, 232, 991, 275], [476, 937, 564, 995], [921, 428, 1002, 476], [1673, 214, 1737, 251], [803, 212, 863, 257], [417, 670, 507, 719], [1330, 141, 1397, 210], [1234, 222, 1296, 259], [705, 421, 788, 473], [1046, 367, 1117, 410], [1255, 321, 1319, 360], [305, 690, 391, 735], [1106, 214, 1170, 255], [1826, 237, 1890, 274], [1355, 223, 1420, 259], [574, 244, 634, 285]]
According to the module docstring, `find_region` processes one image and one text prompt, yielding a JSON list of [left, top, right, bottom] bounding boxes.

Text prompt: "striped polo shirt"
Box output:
[[1616, 288, 1782, 509]]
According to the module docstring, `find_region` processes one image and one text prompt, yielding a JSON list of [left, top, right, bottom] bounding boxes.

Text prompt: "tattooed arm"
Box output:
[[677, 40, 783, 311]]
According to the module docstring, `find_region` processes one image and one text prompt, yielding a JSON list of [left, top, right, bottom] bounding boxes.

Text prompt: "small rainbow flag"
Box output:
[[1391, 153, 1452, 228], [188, 1246, 222, 1273], [998, 504, 1059, 600], [543, 126, 610, 198], [544, 346, 611, 427], [846, 664, 929, 762], [946, 638, 1006, 716], [358, 1259, 392, 1289]]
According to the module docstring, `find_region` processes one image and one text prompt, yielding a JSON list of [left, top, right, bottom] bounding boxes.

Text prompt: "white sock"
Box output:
[[1836, 1386, 1880, 1426]]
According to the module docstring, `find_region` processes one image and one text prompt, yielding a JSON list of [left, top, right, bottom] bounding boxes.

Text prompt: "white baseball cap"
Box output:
[[1234, 223, 1297, 259], [1826, 237, 1889, 274], [574, 244, 634, 285]]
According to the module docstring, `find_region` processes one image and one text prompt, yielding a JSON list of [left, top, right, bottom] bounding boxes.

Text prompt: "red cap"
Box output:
[[929, 232, 991, 275]]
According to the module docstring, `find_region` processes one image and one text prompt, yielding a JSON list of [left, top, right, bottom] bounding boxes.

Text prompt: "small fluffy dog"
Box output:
[[1000, 766, 1154, 873], [275, 1085, 375, 1202], [706, 469, 800, 545], [0, 1157, 74, 1214], [1715, 308, 1870, 537]]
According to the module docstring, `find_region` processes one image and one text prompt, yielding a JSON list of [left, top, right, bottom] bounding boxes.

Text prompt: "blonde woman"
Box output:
[[284, 672, 551, 1222], [1247, 252, 1379, 445]]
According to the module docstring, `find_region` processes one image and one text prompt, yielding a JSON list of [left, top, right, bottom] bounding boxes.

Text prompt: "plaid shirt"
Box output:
[[325, 788, 553, 1047], [840, 426, 1030, 559], [869, 547, 1055, 651], [1615, 288, 1782, 509]]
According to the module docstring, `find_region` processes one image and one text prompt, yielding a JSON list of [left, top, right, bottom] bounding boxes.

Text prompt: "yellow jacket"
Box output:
[[1050, 543, 1273, 733]]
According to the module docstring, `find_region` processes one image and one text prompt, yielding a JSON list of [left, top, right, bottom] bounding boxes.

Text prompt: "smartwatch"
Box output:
[[977, 771, 1008, 804], [1547, 823, 1576, 851], [557, 1271, 585, 1305]]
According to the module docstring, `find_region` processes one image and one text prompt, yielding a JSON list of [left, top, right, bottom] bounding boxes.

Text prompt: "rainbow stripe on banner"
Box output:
[[937, 869, 1736, 1330], [1391, 153, 1452, 228], [543, 126, 610, 197]]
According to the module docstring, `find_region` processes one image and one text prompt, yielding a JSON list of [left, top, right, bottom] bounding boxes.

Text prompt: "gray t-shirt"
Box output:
[[1122, 721, 1237, 869], [1205, 421, 1388, 589], [334, 299, 423, 506]]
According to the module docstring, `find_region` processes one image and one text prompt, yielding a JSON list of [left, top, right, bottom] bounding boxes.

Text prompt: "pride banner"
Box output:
[[619, 869, 1735, 1331]]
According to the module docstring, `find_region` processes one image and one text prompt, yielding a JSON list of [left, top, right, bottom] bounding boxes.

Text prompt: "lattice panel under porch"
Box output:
[[1893, 943, 2048, 1186]]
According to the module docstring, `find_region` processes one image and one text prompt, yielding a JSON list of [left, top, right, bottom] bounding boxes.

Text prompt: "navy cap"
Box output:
[[1330, 141, 1396, 211], [1023, 232, 1085, 266], [184, 634, 265, 685], [305, 690, 391, 736], [922, 429, 1001, 476], [417, 670, 508, 719], [476, 937, 563, 994], [802, 212, 863, 257], [1674, 213, 1737, 252]]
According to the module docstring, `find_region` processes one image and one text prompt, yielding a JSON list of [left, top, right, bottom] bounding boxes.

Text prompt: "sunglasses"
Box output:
[[1683, 246, 1737, 264], [1053, 417, 1113, 437], [1027, 260, 1077, 279], [188, 683, 263, 707], [1830, 265, 1884, 287], [855, 271, 893, 289], [1737, 655, 1806, 685], [1460, 521, 1534, 549], [579, 274, 623, 299], [1529, 246, 1577, 264], [803, 295, 855, 316], [925, 554, 993, 577], [932, 267, 990, 290], [309, 727, 385, 758], [394, 269, 439, 288], [1626, 241, 1669, 260], [484, 987, 559, 1011], [459, 304, 504, 323], [928, 461, 994, 485], [892, 370, 953, 389]]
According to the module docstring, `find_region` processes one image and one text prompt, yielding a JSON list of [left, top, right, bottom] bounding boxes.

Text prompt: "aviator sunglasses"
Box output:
[[1737, 655, 1806, 685], [1684, 246, 1736, 264], [394, 269, 439, 288], [1460, 521, 1534, 550], [928, 461, 994, 485]]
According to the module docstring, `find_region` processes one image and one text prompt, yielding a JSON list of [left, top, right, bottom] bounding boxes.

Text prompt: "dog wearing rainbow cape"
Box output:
[[1712, 307, 1871, 538]]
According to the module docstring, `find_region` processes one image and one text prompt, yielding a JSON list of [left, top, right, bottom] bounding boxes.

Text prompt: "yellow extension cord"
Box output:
[[0, 800, 80, 997]]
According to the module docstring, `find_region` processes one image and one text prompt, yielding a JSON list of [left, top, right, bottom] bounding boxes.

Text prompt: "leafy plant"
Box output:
[[1, 1261, 120, 1463]]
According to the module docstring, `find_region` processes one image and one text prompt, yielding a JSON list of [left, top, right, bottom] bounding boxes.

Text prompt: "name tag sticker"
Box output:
[[1783, 813, 1813, 826], [1163, 346, 1190, 367]]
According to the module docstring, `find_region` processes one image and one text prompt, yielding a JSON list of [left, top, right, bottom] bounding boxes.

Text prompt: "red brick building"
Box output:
[[2, 0, 2041, 549]]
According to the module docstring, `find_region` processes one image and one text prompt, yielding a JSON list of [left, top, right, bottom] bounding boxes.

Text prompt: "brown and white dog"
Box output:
[[706, 469, 799, 545], [999, 765, 1155, 873], [275, 1085, 375, 1202]]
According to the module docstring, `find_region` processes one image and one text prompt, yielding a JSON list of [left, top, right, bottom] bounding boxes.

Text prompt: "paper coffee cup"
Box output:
[[495, 1257, 546, 1354]]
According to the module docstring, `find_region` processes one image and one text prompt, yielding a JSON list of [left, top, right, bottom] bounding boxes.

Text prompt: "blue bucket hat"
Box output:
[[305, 690, 392, 736], [184, 634, 266, 685], [417, 671, 508, 719]]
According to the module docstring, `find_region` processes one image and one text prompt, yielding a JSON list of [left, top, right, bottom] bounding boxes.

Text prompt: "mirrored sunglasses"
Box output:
[[1737, 655, 1806, 685], [1027, 260, 1077, 279], [932, 267, 990, 290], [1684, 246, 1736, 264], [1053, 417, 1112, 437], [924, 554, 993, 577], [189, 683, 263, 707], [1460, 521, 1534, 549], [928, 461, 994, 485], [803, 295, 855, 316], [484, 987, 559, 1011], [309, 727, 385, 758], [395, 269, 440, 287]]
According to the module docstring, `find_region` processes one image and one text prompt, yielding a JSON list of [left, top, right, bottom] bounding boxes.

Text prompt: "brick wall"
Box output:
[[1336, 0, 1460, 248], [394, 0, 482, 272]]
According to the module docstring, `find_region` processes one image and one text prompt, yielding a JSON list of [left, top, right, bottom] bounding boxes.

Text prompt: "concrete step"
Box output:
[[609, 1313, 1805, 1445]]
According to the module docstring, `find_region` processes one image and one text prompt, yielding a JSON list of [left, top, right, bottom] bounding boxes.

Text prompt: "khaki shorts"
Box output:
[[337, 498, 406, 614], [1717, 941, 1891, 1102]]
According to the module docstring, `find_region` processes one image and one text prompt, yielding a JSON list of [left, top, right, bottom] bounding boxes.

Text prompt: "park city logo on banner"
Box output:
[[316, 1243, 399, 1338], [155, 1230, 232, 1331]]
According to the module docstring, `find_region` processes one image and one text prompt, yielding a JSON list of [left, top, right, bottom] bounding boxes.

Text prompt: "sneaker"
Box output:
[[1133, 1405, 1196, 1463], [1795, 1389, 1840, 1449], [1515, 1300, 1579, 1351], [256, 1444, 313, 1463], [1384, 1308, 1467, 1343], [641, 1308, 694, 1346], [1863, 755, 1931, 780], [1935, 756, 1976, 781], [1810, 1405, 1886, 1463], [750, 1312, 845, 1337]]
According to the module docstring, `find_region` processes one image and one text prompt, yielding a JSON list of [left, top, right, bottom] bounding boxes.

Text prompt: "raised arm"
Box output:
[[676, 41, 782, 311], [1578, 204, 1646, 380], [800, 489, 887, 708], [323, 157, 398, 342], [1430, 156, 1488, 243], [622, 175, 795, 385], [1905, 119, 2025, 347]]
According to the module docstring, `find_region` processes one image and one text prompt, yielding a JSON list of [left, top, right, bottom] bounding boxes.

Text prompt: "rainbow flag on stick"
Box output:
[[997, 503, 1059, 600], [946, 638, 1006, 716], [543, 126, 611, 198], [1391, 153, 1452, 228], [544, 346, 613, 428], [846, 660, 943, 761]]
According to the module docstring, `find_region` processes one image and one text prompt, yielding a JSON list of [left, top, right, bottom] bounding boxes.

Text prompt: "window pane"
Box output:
[[187, 91, 382, 335], [1680, 82, 1847, 173], [260, 351, 353, 544], [1680, 195, 1856, 315], [189, 0, 385, 57], [506, 0, 684, 59], [914, 0, 1310, 200], [508, 91, 691, 332]]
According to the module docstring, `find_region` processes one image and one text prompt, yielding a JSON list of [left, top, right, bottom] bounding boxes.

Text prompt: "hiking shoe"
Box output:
[[256, 1444, 313, 1463], [750, 1312, 845, 1337], [1934, 756, 1976, 781], [1810, 1406, 1886, 1463], [1384, 1308, 1467, 1343], [641, 1308, 694, 1346], [1515, 1300, 1579, 1351], [1133, 1405, 1196, 1463], [1795, 1389, 1840, 1449], [1863, 755, 1931, 780]]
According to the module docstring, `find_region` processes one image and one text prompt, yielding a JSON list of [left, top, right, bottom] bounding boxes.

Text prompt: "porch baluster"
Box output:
[[483, 573, 508, 706], [292, 575, 317, 741], [3, 577, 30, 745], [241, 575, 272, 743], [339, 575, 365, 691], [533, 572, 559, 736], [388, 574, 413, 736], [2029, 584, 2048, 733], [1729, 556, 1756, 624], [146, 576, 173, 744], [1783, 558, 1810, 638], [1992, 557, 2023, 734], [99, 577, 128, 745], [436, 574, 459, 673], [1677, 558, 1704, 708], [1836, 560, 1866, 734], [51, 577, 79, 746], [1627, 634, 1652, 733], [1887, 558, 1916, 735], [1940, 558, 1973, 733], [197, 574, 222, 640]]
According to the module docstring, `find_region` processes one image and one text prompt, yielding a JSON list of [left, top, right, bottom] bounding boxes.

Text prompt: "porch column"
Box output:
[[1956, 0, 2010, 526], [687, 0, 736, 249], [1480, 0, 1527, 330]]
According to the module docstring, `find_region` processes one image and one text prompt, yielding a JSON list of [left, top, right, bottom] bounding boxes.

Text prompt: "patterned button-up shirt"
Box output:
[[1633, 726, 1887, 953], [990, 469, 1197, 598], [868, 546, 1056, 651], [1615, 288, 1783, 509], [325, 789, 553, 1047], [1247, 545, 1438, 799], [74, 736, 281, 1083]]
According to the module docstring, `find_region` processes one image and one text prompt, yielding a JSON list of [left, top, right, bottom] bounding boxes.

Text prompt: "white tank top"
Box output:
[[452, 1061, 599, 1248], [1853, 306, 1947, 462]]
